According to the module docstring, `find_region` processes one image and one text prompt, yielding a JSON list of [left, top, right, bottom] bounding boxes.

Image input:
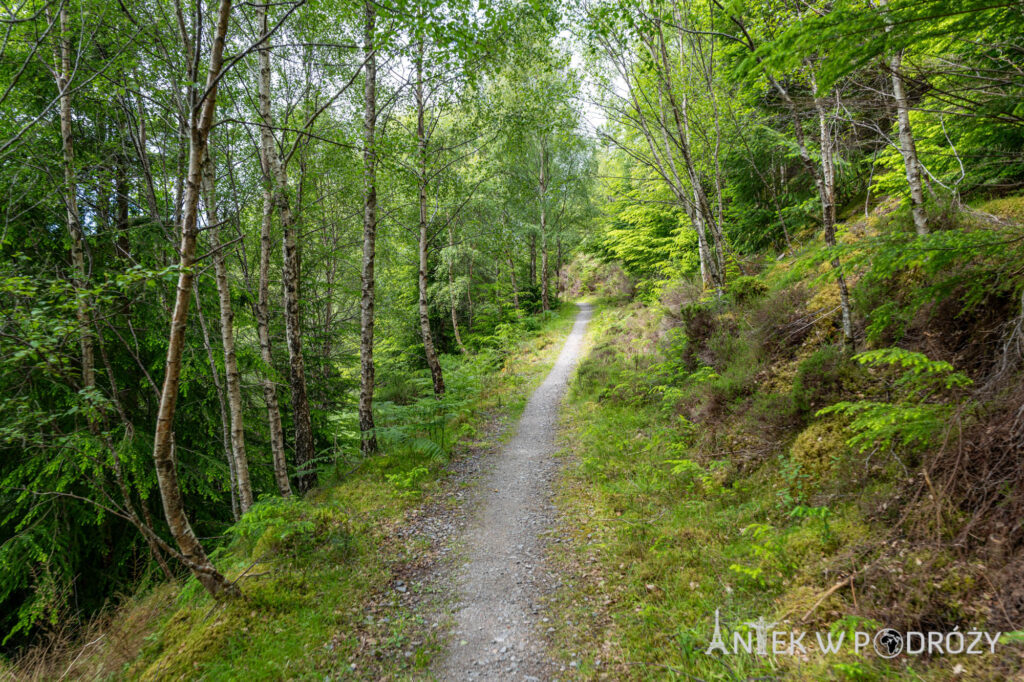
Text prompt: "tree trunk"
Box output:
[[555, 238, 563, 299], [683, 192, 713, 290], [114, 139, 131, 260], [416, 44, 445, 396], [280, 192, 315, 490], [506, 255, 521, 313], [651, 91, 715, 290], [528, 234, 536, 287], [193, 282, 240, 521], [256, 2, 316, 491], [890, 50, 928, 235], [359, 0, 378, 455], [448, 225, 468, 353], [679, 94, 725, 292], [201, 151, 253, 512], [256, 186, 292, 497], [538, 142, 550, 311], [467, 257, 474, 329], [96, 322, 175, 581], [255, 6, 292, 498], [648, 25, 725, 293], [809, 74, 855, 347], [150, 0, 238, 598], [763, 66, 854, 348], [54, 5, 95, 398]]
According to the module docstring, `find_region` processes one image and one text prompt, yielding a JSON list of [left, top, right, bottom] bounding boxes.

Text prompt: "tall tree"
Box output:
[[414, 39, 446, 396], [359, 0, 379, 454], [150, 0, 238, 598], [52, 3, 95, 404], [255, 0, 316, 492], [202, 151, 253, 511]]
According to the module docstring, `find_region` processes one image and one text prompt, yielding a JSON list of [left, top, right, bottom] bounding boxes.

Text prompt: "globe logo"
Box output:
[[874, 628, 904, 658]]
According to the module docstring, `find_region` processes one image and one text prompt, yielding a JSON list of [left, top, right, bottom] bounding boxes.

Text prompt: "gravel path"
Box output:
[[436, 302, 593, 681]]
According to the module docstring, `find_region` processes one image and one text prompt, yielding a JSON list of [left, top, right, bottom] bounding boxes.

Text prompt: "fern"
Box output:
[[817, 348, 972, 454]]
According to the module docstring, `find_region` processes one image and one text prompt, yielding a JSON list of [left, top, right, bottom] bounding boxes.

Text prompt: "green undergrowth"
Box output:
[[44, 304, 580, 682], [547, 199, 1024, 680]]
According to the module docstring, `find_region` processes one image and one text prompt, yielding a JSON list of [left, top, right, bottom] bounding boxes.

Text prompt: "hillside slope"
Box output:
[[546, 197, 1024, 680]]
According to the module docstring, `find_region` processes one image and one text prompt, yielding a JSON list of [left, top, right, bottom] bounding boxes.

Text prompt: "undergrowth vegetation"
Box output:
[[548, 199, 1024, 680], [1, 306, 579, 681]]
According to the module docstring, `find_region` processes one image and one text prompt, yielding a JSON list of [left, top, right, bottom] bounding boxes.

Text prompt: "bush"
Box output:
[[376, 373, 424, 405], [791, 345, 863, 415], [728, 275, 768, 305], [677, 302, 717, 370], [228, 497, 352, 561]]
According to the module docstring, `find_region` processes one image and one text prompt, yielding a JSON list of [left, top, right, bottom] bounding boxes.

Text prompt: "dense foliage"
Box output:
[[2, 0, 1024, 675], [0, 0, 593, 647]]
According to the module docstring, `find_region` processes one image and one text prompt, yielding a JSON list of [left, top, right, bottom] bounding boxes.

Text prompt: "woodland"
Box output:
[[1, 0, 1023, 678]]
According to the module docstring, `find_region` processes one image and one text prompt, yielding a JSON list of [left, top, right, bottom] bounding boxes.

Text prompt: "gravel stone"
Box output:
[[434, 303, 592, 681]]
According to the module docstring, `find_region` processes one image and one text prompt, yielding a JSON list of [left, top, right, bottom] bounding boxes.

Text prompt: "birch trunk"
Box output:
[[538, 142, 550, 311], [151, 0, 238, 598], [193, 282, 239, 521], [467, 258, 474, 329], [359, 0, 379, 455], [256, 3, 316, 490], [555, 238, 563, 298], [280, 188, 315, 490], [528, 234, 536, 287], [648, 25, 725, 293], [446, 225, 468, 353], [890, 50, 928, 235], [762, 67, 854, 347], [255, 5, 292, 497], [506, 255, 520, 313], [257, 187, 292, 496], [202, 152, 253, 512], [648, 82, 714, 289], [415, 45, 445, 396], [809, 74, 855, 346], [54, 5, 95, 397]]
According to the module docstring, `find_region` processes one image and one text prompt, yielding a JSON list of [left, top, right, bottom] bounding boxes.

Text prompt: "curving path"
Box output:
[[436, 302, 593, 681]]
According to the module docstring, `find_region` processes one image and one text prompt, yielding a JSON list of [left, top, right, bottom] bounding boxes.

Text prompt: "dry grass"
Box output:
[[1, 583, 178, 681]]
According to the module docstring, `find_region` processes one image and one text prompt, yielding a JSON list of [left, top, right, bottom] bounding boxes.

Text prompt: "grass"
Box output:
[[10, 303, 581, 681], [545, 282, 1024, 679]]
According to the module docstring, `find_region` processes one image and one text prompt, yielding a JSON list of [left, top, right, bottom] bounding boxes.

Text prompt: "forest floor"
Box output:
[[431, 302, 593, 681]]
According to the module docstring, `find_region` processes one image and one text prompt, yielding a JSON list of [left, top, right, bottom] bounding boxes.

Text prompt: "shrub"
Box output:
[[376, 373, 424, 405], [728, 275, 768, 305], [818, 348, 972, 455], [228, 497, 352, 561], [791, 345, 864, 415], [677, 302, 717, 370]]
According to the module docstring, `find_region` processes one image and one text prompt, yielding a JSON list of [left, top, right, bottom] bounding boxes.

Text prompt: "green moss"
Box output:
[[788, 418, 851, 497], [975, 194, 1024, 224]]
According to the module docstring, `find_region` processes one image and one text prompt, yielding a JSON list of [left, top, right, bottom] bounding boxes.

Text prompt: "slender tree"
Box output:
[[359, 0, 379, 454], [150, 0, 238, 598], [255, 0, 316, 491], [415, 40, 446, 396], [202, 151, 253, 512]]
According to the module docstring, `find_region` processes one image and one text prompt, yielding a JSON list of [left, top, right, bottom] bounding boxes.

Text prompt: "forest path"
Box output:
[[435, 302, 593, 681]]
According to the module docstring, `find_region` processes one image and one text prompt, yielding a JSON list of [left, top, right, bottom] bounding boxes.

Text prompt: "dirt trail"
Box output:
[[435, 302, 593, 681]]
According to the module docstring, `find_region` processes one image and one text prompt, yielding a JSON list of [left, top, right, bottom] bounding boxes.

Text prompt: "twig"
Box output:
[[58, 634, 104, 681], [799, 573, 855, 623]]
